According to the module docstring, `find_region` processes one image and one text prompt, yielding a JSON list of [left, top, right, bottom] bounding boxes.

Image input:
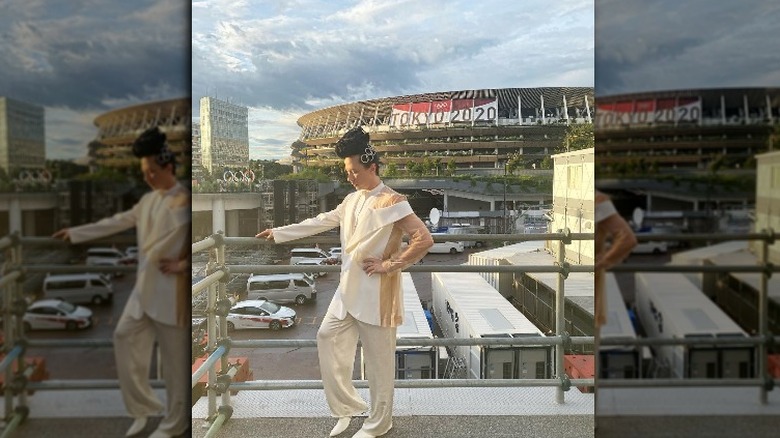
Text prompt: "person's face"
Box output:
[[140, 157, 169, 189], [344, 156, 376, 190]]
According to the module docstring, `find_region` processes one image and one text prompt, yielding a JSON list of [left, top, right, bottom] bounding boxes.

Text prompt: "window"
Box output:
[[48, 280, 86, 289], [249, 280, 290, 291]]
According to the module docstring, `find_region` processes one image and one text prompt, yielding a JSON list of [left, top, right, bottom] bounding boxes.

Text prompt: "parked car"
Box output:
[[329, 247, 343, 261], [86, 247, 132, 276], [244, 273, 317, 305], [42, 273, 114, 305], [427, 241, 465, 254], [289, 247, 336, 265], [226, 300, 296, 331], [124, 246, 139, 263], [631, 239, 668, 255], [294, 259, 330, 278], [23, 299, 93, 331]]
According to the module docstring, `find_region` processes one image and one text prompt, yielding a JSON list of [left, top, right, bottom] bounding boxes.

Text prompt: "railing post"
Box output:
[[206, 234, 220, 422], [555, 229, 568, 404], [215, 231, 232, 408], [2, 235, 16, 420], [11, 233, 28, 411], [758, 229, 771, 404]]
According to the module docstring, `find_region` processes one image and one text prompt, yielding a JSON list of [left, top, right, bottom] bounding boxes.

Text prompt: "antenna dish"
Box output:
[[429, 207, 441, 227], [632, 207, 645, 229]]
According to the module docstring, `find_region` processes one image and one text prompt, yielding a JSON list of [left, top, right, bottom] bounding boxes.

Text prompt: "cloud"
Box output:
[[193, 0, 595, 159], [595, 0, 780, 95], [0, 0, 189, 160]]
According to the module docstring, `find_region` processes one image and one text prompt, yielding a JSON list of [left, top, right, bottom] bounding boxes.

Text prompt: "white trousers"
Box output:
[[317, 312, 397, 436], [113, 311, 189, 435]]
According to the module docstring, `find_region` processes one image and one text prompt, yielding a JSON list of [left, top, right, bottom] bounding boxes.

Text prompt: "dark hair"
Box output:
[[133, 126, 176, 172], [335, 127, 380, 171]]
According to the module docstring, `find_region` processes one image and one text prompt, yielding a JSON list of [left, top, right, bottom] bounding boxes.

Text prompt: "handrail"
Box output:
[[230, 378, 595, 391], [230, 337, 594, 349]]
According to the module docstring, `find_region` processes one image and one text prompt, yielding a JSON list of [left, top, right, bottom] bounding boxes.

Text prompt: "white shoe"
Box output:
[[125, 417, 147, 437], [148, 428, 173, 438], [330, 417, 351, 436]]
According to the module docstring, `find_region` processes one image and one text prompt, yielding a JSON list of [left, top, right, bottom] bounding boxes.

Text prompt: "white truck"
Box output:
[[600, 273, 643, 378], [431, 272, 552, 379], [635, 272, 754, 379]]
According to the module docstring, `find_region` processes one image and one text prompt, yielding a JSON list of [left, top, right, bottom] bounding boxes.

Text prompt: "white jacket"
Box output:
[[272, 183, 432, 327], [69, 183, 190, 326]]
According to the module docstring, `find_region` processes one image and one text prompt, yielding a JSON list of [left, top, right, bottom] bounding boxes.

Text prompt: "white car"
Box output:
[[427, 241, 465, 254], [124, 246, 139, 262], [294, 259, 329, 278], [329, 247, 342, 261], [86, 247, 131, 276], [24, 299, 93, 331], [226, 300, 296, 331], [631, 240, 668, 255]]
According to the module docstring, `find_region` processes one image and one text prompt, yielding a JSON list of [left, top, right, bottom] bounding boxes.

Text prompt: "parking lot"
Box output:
[[196, 248, 473, 383], [24, 271, 138, 379]]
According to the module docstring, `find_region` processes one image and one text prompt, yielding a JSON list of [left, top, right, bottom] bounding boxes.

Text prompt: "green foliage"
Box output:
[[563, 123, 594, 151], [384, 162, 399, 178], [446, 159, 456, 176]]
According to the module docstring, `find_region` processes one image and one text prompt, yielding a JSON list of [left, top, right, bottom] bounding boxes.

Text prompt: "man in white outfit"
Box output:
[[256, 127, 433, 437], [53, 127, 190, 438]]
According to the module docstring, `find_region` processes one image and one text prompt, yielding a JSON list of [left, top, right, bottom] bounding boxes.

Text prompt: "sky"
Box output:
[[192, 0, 595, 160], [0, 0, 190, 161], [596, 0, 780, 96]]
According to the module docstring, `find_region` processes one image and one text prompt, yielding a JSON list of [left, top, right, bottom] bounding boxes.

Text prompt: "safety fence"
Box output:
[[600, 231, 780, 405], [192, 231, 595, 437], [0, 234, 162, 438]]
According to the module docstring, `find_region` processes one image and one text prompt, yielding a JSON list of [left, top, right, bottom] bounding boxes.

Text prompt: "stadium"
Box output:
[[595, 88, 780, 173], [292, 87, 594, 174], [92, 97, 192, 177]]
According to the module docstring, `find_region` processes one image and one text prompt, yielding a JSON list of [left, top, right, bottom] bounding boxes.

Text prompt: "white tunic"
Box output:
[[68, 183, 190, 326]]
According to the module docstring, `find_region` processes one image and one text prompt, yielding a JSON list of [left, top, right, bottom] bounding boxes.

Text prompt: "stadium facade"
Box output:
[[93, 97, 191, 176], [595, 88, 780, 172], [292, 88, 594, 174]]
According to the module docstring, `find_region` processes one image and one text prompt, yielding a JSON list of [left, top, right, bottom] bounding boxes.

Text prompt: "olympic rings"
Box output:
[[15, 169, 53, 184], [222, 169, 256, 183]]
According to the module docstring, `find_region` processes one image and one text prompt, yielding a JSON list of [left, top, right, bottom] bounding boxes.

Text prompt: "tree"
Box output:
[[540, 156, 552, 170], [563, 123, 594, 151], [384, 162, 399, 178], [446, 159, 456, 176]]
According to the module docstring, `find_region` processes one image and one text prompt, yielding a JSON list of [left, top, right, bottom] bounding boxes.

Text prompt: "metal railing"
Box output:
[[191, 231, 596, 437], [0, 233, 161, 437], [600, 230, 779, 405]]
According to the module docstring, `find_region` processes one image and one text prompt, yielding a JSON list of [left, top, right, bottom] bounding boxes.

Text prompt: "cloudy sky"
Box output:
[[192, 0, 595, 160], [0, 0, 189, 160], [596, 0, 780, 96]]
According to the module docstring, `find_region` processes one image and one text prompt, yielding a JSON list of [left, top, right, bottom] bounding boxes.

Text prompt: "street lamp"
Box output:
[[503, 162, 507, 233]]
